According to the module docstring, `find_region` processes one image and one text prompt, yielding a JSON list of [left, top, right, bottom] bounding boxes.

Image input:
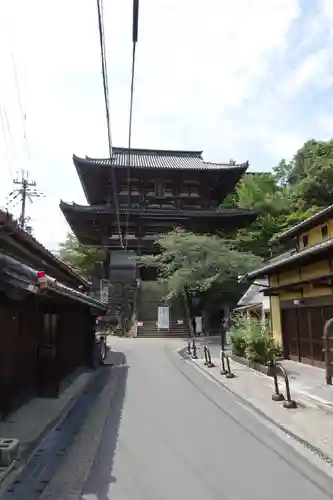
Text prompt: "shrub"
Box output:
[[246, 328, 267, 363], [266, 336, 283, 361], [230, 313, 283, 365], [231, 329, 248, 357], [230, 314, 248, 357]]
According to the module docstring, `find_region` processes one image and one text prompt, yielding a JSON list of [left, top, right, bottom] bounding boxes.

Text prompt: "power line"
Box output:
[[0, 102, 14, 179], [124, 0, 139, 250], [96, 0, 124, 249], [11, 51, 30, 163]]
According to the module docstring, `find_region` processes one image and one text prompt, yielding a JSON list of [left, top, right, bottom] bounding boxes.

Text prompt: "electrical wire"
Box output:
[[12, 51, 30, 164], [124, 0, 139, 250], [96, 0, 124, 249], [0, 103, 14, 179]]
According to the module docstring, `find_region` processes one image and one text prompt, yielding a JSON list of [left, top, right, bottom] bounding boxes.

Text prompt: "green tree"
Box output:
[[222, 147, 330, 259], [273, 159, 293, 188], [138, 228, 263, 300], [288, 139, 333, 210], [228, 172, 292, 259], [58, 232, 104, 278]]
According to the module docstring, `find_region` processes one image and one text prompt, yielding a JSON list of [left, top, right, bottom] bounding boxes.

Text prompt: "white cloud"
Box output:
[[281, 48, 332, 99], [322, 0, 333, 21], [2, 0, 332, 252]]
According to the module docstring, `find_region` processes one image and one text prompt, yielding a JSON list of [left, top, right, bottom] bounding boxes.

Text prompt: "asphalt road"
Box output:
[[44, 338, 333, 500]]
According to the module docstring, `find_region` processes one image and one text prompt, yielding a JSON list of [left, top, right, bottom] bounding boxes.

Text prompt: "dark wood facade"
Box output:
[[60, 148, 257, 333], [0, 211, 106, 419], [61, 149, 257, 252], [74, 150, 249, 207], [280, 296, 333, 367], [60, 203, 257, 249], [0, 289, 101, 418]]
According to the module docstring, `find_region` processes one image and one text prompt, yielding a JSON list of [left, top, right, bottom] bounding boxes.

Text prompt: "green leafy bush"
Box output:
[[246, 327, 268, 363], [266, 336, 283, 361], [231, 329, 248, 357], [230, 313, 282, 364], [230, 314, 248, 357]]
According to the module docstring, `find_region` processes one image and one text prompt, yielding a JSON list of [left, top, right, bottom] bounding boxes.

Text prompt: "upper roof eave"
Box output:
[[271, 204, 333, 243], [72, 153, 249, 172], [246, 239, 333, 279], [86, 147, 204, 157], [0, 209, 90, 288]]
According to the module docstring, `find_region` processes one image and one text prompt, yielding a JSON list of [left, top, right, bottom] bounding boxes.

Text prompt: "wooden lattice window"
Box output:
[[302, 234, 309, 247]]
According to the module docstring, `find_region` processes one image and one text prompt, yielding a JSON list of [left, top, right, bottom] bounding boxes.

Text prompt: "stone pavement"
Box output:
[[183, 343, 333, 462], [38, 353, 124, 500], [281, 360, 333, 408], [0, 366, 100, 496], [194, 336, 333, 411]]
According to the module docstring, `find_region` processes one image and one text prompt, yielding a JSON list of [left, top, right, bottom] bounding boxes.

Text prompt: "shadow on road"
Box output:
[[82, 349, 128, 499]]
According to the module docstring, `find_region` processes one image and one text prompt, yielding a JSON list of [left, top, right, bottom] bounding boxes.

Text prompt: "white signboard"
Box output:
[[195, 316, 202, 334], [157, 306, 169, 329]]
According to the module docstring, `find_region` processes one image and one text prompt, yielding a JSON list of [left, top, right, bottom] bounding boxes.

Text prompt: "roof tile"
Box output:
[[247, 241, 333, 279], [76, 147, 248, 171]]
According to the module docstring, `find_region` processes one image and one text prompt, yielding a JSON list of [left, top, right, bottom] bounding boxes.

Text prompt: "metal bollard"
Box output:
[[203, 346, 209, 365], [271, 361, 297, 409], [269, 361, 284, 402], [187, 338, 192, 355], [224, 353, 235, 378], [192, 337, 198, 359], [206, 347, 215, 368], [279, 363, 297, 409], [220, 349, 227, 375]]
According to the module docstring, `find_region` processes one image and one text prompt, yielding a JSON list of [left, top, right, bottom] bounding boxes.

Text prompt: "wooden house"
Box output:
[[234, 279, 270, 323], [0, 211, 106, 419], [247, 206, 333, 367]]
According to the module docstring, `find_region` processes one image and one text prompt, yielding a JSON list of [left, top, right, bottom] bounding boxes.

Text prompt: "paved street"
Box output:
[[41, 338, 333, 499]]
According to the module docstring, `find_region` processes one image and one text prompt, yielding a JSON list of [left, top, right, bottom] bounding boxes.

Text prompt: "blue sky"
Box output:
[[0, 0, 333, 251]]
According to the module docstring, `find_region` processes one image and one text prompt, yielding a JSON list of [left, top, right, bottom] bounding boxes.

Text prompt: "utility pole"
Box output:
[[9, 171, 42, 231]]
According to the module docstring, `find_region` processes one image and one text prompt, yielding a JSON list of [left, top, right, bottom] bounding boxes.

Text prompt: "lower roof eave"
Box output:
[[43, 278, 107, 312], [0, 251, 106, 312], [234, 303, 262, 312], [0, 252, 39, 294], [60, 201, 257, 217]]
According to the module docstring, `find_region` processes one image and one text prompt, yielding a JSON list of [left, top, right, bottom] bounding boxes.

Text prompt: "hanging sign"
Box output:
[[157, 306, 169, 329]]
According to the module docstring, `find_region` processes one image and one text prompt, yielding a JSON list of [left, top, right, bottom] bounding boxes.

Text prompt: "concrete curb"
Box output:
[[25, 369, 102, 460], [178, 347, 333, 466], [72, 367, 121, 500], [38, 360, 123, 500], [70, 364, 124, 499], [36, 350, 127, 500], [0, 367, 102, 495], [181, 345, 333, 414]]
